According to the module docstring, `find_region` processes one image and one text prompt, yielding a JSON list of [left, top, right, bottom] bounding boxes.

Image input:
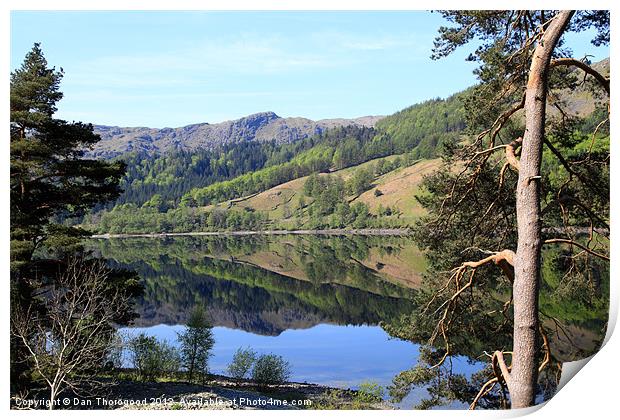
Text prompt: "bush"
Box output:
[[251, 353, 292, 384], [105, 332, 125, 371], [355, 381, 384, 404], [314, 384, 384, 410], [128, 333, 181, 381], [227, 346, 257, 380], [314, 389, 348, 409], [159, 341, 182, 377]]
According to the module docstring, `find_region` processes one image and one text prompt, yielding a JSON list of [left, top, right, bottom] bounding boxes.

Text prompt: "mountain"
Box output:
[[88, 58, 607, 160], [89, 112, 384, 159]]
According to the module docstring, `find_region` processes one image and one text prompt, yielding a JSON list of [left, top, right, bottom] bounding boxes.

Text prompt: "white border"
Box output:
[[2, 1, 617, 419]]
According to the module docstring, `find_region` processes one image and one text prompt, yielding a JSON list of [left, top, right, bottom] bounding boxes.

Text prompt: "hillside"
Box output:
[[82, 58, 609, 234], [88, 58, 607, 163], [375, 93, 466, 159], [90, 112, 384, 159], [221, 155, 441, 229]]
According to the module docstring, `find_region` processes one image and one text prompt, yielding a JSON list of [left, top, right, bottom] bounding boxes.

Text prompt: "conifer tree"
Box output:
[[10, 43, 125, 279], [10, 43, 138, 391]]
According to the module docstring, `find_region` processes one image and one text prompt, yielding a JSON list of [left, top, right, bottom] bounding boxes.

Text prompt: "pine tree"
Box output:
[[10, 43, 137, 391], [387, 11, 609, 409], [10, 43, 126, 272]]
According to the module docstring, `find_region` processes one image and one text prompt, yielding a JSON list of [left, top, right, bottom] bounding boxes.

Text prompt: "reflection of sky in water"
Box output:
[[121, 323, 482, 409]]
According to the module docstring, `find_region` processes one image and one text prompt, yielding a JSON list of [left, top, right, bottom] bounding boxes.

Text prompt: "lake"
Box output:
[[89, 234, 605, 408]]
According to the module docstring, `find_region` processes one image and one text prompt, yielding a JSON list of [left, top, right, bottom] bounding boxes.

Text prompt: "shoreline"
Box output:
[[12, 373, 391, 410], [91, 228, 412, 239]]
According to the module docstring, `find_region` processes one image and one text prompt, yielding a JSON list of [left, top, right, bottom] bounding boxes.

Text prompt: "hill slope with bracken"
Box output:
[[212, 154, 442, 229]]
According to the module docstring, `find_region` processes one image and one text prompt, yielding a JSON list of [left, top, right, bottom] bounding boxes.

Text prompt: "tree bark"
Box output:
[[510, 10, 574, 408]]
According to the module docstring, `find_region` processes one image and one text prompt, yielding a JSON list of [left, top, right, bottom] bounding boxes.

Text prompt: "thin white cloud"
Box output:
[[62, 89, 324, 102], [65, 34, 338, 90], [312, 30, 432, 53], [63, 30, 430, 93]]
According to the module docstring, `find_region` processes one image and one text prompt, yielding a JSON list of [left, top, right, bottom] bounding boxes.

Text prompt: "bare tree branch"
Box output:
[[10, 257, 130, 409]]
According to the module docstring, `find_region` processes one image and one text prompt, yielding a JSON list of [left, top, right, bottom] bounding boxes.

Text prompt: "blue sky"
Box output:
[[11, 11, 609, 128]]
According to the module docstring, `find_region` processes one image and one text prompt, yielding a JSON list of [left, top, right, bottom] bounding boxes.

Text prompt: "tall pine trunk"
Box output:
[[510, 10, 573, 408]]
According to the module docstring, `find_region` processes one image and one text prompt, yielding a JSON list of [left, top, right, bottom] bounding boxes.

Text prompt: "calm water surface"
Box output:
[[121, 324, 427, 387], [93, 235, 485, 406], [90, 233, 608, 408]]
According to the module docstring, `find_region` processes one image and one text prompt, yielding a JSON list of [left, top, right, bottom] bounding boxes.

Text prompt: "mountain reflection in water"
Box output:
[[92, 235, 423, 334]]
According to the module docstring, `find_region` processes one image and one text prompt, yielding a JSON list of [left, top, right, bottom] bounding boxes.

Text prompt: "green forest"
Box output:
[[78, 94, 469, 233]]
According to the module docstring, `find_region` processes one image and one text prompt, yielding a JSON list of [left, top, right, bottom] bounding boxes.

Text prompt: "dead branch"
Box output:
[[473, 323, 552, 410], [492, 350, 512, 387], [538, 325, 551, 373], [586, 117, 609, 158], [498, 162, 511, 190], [428, 249, 516, 369], [469, 377, 499, 410], [505, 137, 522, 171]]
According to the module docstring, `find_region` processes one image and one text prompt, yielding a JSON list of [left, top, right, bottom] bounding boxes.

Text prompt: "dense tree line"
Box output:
[[88, 204, 267, 234], [88, 153, 413, 234], [302, 173, 372, 228], [180, 126, 386, 206], [106, 125, 378, 209], [298, 160, 403, 229], [375, 93, 467, 159]]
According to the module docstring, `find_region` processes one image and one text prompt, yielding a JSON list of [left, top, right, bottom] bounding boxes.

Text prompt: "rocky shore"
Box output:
[[78, 374, 391, 410]]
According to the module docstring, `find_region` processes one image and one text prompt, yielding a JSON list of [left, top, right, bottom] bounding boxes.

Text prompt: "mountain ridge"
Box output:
[[90, 111, 385, 159]]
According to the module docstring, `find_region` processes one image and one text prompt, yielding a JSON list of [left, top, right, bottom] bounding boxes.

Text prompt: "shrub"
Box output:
[[251, 353, 292, 384], [159, 341, 182, 377], [227, 346, 257, 380], [314, 389, 348, 409], [355, 381, 384, 404], [105, 332, 125, 371], [128, 333, 181, 381]]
